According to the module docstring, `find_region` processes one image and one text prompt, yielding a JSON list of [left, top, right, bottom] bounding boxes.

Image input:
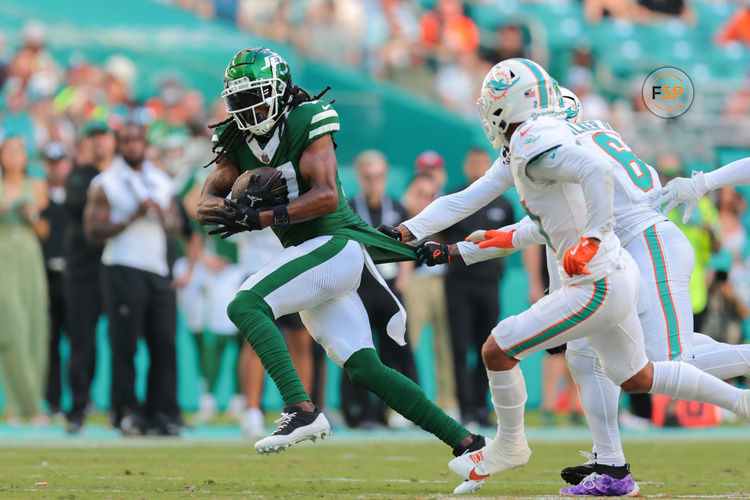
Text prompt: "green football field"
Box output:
[[3, 431, 750, 499]]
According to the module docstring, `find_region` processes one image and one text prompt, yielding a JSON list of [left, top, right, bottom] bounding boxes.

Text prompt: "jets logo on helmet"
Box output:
[[560, 86, 584, 124], [477, 58, 564, 150], [221, 47, 292, 136]]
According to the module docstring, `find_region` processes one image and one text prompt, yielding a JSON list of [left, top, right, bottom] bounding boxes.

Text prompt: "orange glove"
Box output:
[[563, 237, 600, 277], [467, 229, 516, 249]]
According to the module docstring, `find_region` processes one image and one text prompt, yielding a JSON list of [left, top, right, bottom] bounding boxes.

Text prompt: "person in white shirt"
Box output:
[[84, 123, 181, 436], [377, 58, 750, 496]]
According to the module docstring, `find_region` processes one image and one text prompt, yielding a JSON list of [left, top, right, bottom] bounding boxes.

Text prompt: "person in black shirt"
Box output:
[[40, 142, 72, 417], [341, 150, 418, 428], [440, 148, 515, 427], [63, 120, 115, 433]]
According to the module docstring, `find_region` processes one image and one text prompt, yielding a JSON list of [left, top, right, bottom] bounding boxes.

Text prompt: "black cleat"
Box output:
[[452, 433, 488, 457], [561, 451, 598, 485], [561, 451, 633, 485], [254, 405, 330, 454], [561, 462, 597, 485]]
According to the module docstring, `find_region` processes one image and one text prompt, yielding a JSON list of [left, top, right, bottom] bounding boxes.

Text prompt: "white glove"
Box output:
[[466, 229, 488, 243], [651, 171, 708, 224], [457, 230, 516, 266]]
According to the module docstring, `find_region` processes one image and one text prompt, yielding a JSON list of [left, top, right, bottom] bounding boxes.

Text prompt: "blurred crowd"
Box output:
[[161, 0, 745, 117], [2, 10, 750, 437]]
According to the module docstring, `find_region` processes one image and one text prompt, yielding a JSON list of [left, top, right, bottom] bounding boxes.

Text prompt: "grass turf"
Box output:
[[1, 438, 750, 499]]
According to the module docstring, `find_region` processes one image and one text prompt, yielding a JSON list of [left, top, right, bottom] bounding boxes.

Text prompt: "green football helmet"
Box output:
[[222, 47, 292, 135]]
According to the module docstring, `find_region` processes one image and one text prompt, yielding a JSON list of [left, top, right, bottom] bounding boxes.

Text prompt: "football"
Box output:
[[231, 166, 283, 205]]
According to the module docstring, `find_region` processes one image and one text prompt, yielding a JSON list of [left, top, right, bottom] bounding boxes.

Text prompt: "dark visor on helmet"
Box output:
[[225, 86, 271, 112]]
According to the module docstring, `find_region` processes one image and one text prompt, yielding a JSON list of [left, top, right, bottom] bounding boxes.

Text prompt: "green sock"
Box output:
[[204, 334, 232, 391], [227, 290, 309, 407], [345, 348, 469, 448]]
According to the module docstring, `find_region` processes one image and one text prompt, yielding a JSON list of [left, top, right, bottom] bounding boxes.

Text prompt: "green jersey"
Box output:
[[212, 100, 414, 263]]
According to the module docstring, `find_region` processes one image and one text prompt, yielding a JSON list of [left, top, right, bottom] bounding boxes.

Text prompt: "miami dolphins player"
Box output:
[[437, 87, 750, 496], [195, 47, 484, 460], [379, 57, 750, 495]]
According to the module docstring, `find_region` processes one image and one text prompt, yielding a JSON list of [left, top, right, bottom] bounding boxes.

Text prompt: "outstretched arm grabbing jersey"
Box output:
[[378, 157, 515, 242], [653, 157, 750, 223], [415, 216, 542, 266]]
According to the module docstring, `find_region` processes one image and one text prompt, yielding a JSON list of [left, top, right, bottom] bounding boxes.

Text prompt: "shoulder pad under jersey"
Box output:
[[509, 116, 572, 169]]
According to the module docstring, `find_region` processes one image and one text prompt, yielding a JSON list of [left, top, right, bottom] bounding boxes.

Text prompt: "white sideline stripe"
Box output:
[[310, 109, 338, 124], [15, 491, 750, 499], [308, 123, 339, 139]]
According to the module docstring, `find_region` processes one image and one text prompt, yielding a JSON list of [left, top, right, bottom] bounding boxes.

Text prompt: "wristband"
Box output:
[[272, 205, 290, 226]]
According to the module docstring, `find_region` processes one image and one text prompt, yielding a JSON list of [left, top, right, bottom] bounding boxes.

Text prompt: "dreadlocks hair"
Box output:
[[203, 85, 333, 168]]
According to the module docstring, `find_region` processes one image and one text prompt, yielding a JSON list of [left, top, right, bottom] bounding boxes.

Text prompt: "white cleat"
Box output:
[[453, 479, 485, 495], [735, 389, 750, 423], [449, 438, 531, 482], [254, 405, 330, 455], [451, 435, 489, 494]]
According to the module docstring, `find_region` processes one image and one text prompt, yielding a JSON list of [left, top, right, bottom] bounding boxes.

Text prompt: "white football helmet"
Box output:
[[477, 58, 565, 150], [560, 86, 583, 124]]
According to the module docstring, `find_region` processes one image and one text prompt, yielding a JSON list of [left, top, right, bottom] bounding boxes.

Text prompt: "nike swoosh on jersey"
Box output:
[[322, 104, 331, 110]]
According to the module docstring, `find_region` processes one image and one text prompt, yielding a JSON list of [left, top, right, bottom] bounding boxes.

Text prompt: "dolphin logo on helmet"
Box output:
[[477, 58, 565, 150], [486, 69, 520, 100], [559, 86, 584, 124]]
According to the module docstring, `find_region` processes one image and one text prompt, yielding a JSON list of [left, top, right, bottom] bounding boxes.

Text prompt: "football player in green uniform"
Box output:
[[196, 47, 483, 458]]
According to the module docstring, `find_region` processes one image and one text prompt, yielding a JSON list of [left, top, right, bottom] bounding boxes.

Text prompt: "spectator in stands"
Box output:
[[420, 0, 479, 62], [236, 0, 291, 42], [717, 186, 747, 264], [172, 169, 246, 425], [414, 150, 447, 195], [294, 0, 363, 68], [584, 0, 692, 24], [716, 4, 750, 46], [0, 136, 49, 424], [63, 120, 115, 433], [480, 25, 528, 64], [40, 142, 72, 418], [402, 172, 458, 416], [703, 263, 749, 345], [566, 65, 609, 122], [343, 150, 417, 428], [84, 123, 180, 436], [234, 228, 314, 437], [638, 0, 694, 23], [659, 154, 720, 332], [440, 148, 514, 427], [434, 50, 484, 118]]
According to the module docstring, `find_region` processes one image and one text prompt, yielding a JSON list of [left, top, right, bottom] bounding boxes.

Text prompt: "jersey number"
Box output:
[[592, 133, 653, 192], [277, 162, 300, 201]]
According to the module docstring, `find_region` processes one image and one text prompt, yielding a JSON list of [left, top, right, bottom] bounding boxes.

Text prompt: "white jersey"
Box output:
[[508, 116, 623, 286], [563, 120, 667, 246]]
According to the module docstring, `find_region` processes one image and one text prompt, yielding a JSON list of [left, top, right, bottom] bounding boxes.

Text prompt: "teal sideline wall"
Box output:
[[0, 0, 545, 413]]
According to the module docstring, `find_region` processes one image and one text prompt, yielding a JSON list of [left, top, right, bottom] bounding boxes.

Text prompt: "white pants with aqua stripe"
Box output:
[[493, 251, 649, 385], [568, 220, 695, 362], [237, 235, 375, 366]]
